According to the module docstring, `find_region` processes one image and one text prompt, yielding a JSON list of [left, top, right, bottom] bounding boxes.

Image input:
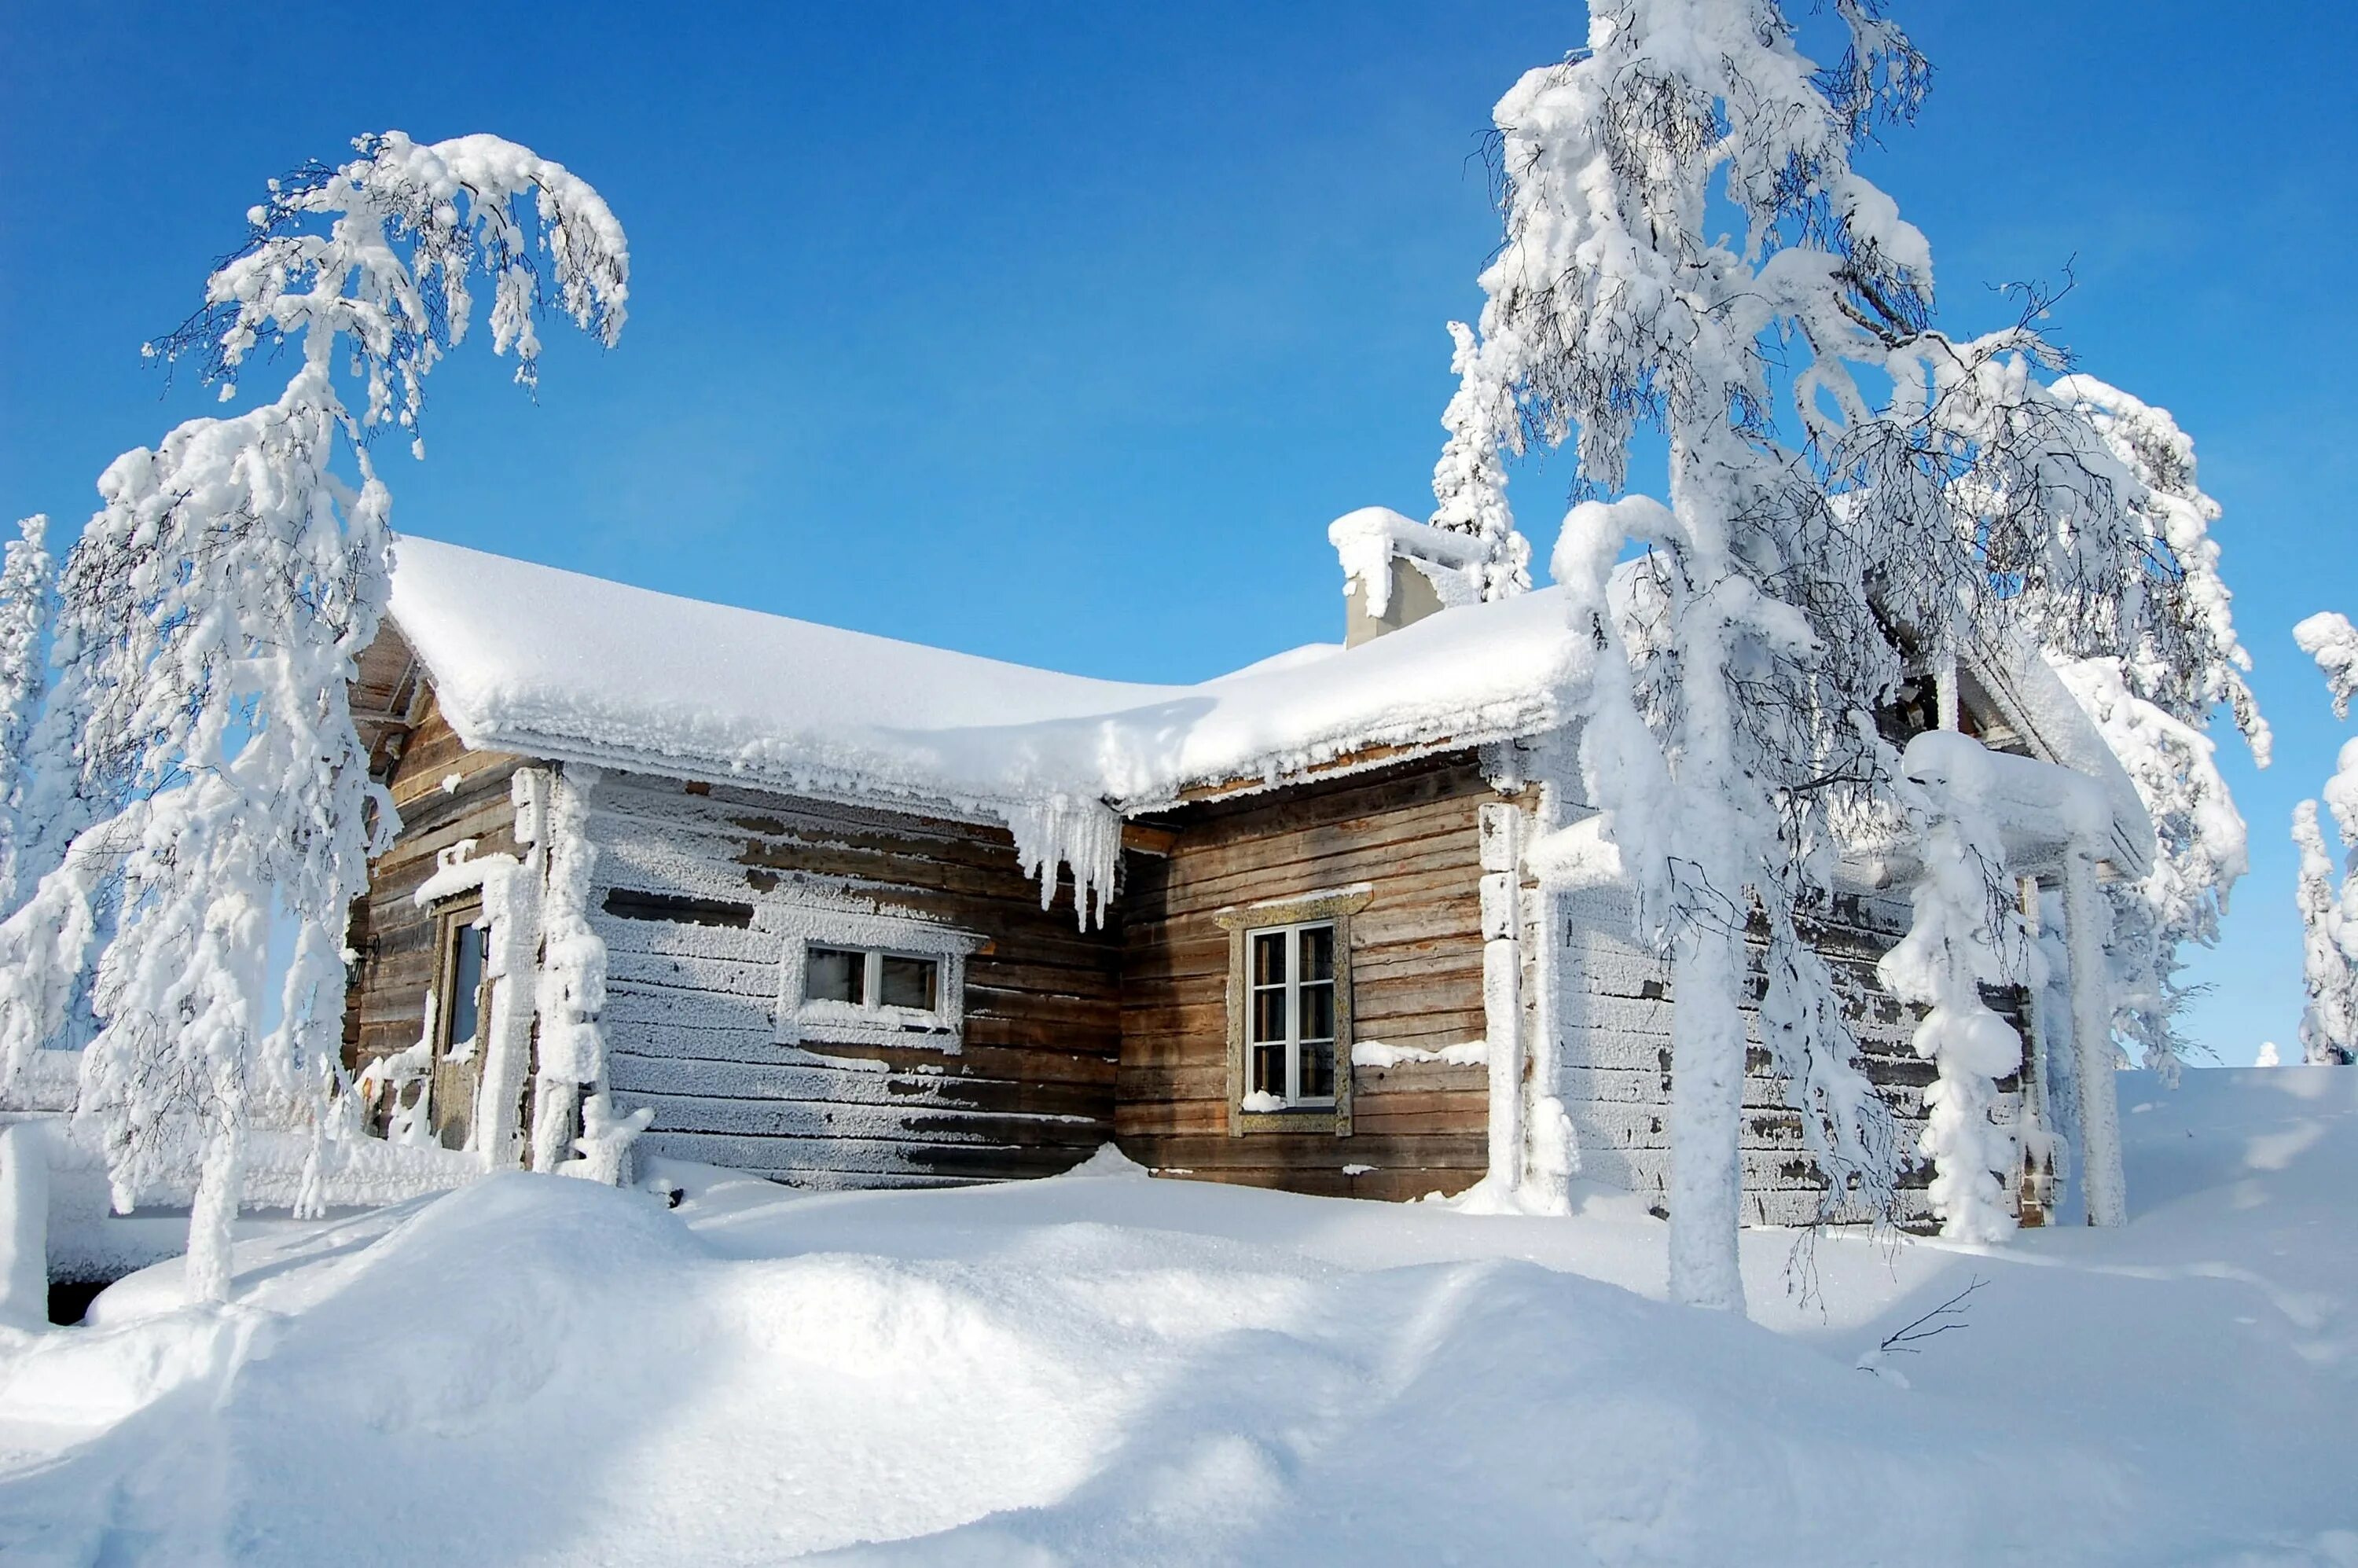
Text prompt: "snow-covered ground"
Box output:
[[0, 1067, 2351, 1566]]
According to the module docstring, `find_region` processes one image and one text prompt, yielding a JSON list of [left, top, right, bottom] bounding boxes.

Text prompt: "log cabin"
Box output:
[[343, 509, 2154, 1228]]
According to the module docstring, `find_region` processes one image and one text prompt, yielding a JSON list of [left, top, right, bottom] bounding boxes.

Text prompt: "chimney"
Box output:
[[1328, 507, 1486, 647]]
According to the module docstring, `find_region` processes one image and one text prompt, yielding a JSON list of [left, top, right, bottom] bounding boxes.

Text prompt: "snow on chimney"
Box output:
[[1327, 508, 1487, 647]]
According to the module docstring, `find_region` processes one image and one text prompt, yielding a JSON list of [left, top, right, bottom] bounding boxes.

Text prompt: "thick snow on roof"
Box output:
[[387, 535, 1587, 815]]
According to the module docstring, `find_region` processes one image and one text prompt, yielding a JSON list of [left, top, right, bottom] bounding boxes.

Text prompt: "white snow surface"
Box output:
[[1, 1068, 2352, 1564], [388, 534, 1587, 819]]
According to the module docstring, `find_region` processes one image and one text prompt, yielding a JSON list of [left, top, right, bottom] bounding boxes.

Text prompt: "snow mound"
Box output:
[[0, 1070, 2350, 1564]]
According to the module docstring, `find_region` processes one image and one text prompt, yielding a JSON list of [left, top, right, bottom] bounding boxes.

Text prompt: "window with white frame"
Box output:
[[775, 908, 977, 1050], [1217, 887, 1366, 1133], [1244, 921, 1338, 1108]]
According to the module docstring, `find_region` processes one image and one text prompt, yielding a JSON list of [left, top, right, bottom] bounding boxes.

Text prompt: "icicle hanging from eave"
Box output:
[[1004, 793, 1122, 931]]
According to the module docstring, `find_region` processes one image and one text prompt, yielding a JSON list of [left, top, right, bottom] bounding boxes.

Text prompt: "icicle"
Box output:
[[1004, 793, 1122, 931]]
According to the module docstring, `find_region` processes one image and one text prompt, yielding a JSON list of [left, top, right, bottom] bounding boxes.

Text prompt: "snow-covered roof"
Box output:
[[385, 535, 1589, 817]]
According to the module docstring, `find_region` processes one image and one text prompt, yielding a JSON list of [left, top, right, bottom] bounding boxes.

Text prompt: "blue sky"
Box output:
[[2, 2, 2350, 1065]]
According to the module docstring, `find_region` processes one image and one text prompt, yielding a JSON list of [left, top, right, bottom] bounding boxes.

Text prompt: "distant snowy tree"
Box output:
[[2292, 611, 2358, 1066], [1443, 1, 2198, 1298], [2048, 379, 2268, 1078], [0, 132, 628, 1302], [0, 516, 55, 902]]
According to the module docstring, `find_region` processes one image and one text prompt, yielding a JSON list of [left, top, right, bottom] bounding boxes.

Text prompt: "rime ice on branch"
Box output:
[[0, 132, 628, 1303]]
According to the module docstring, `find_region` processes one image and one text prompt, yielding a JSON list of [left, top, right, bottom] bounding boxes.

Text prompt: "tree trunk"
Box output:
[[1668, 914, 1748, 1311], [185, 1115, 246, 1305]]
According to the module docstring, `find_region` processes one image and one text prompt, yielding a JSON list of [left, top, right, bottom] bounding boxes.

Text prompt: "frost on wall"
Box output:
[[532, 766, 608, 1172], [1004, 793, 1121, 931]]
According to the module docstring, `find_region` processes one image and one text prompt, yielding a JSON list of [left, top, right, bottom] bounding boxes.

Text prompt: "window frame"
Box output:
[[1243, 920, 1339, 1109], [773, 906, 978, 1052], [1216, 887, 1368, 1137]]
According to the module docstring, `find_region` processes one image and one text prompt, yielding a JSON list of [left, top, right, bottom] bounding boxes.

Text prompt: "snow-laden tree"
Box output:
[[0, 132, 627, 1302], [2292, 611, 2358, 1066], [1429, 323, 1532, 600], [0, 516, 55, 903], [1439, 1, 2210, 1302], [2048, 379, 2268, 1079]]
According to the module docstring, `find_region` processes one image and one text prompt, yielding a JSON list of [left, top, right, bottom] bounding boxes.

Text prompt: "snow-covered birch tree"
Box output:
[[1437, 2, 2214, 1300], [2292, 611, 2358, 1066], [0, 132, 627, 1302]]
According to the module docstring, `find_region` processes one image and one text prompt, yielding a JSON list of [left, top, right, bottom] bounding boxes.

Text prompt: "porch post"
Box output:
[[2061, 847, 2126, 1227], [1478, 802, 1526, 1195]]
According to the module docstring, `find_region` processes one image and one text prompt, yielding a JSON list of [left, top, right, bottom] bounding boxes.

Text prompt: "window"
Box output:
[[776, 912, 978, 1051], [801, 946, 941, 1012], [1216, 888, 1368, 1135], [1246, 923, 1336, 1107]]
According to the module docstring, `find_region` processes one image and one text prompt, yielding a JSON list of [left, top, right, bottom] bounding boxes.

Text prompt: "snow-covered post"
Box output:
[[1478, 802, 1526, 1195], [0, 1121, 50, 1329], [2062, 848, 2127, 1227], [531, 765, 608, 1173]]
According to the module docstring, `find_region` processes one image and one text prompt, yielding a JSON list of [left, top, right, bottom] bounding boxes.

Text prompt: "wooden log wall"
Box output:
[[1548, 868, 2022, 1231], [1115, 754, 1498, 1203], [586, 770, 1122, 1187]]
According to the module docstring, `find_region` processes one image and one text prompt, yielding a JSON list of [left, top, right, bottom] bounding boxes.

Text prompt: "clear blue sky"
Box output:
[[2, 2, 2350, 1065]]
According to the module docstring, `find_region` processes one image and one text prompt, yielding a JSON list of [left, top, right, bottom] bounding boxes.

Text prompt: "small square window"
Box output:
[[806, 947, 865, 1004]]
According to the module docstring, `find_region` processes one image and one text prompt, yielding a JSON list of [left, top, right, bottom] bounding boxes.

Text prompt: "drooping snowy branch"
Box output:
[[0, 132, 629, 1302], [156, 131, 629, 450]]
